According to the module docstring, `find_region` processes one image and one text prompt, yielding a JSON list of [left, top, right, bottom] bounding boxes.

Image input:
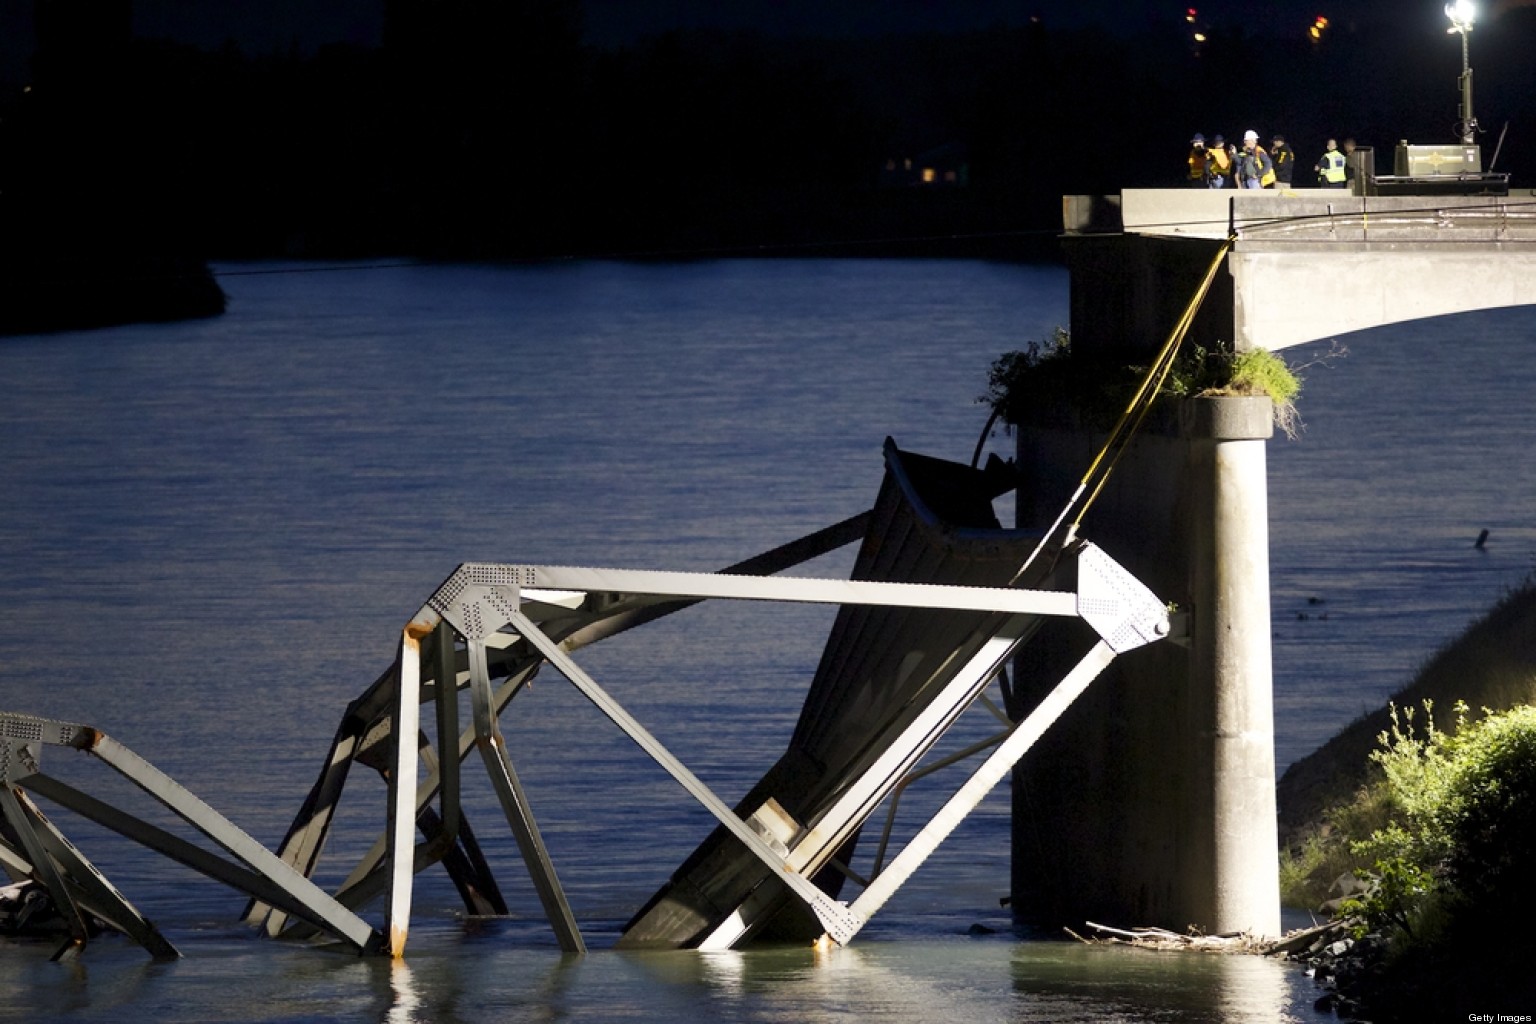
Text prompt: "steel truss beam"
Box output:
[[0, 713, 382, 959], [245, 513, 868, 945], [382, 541, 1169, 956], [0, 510, 1169, 960]]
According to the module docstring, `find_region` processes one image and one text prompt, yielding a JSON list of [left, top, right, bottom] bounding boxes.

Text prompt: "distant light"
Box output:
[[1186, 7, 1198, 23], [1193, 31, 1207, 42]]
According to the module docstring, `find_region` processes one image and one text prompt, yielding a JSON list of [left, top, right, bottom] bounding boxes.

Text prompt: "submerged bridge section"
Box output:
[[1, 442, 1174, 960], [1065, 189, 1536, 355]]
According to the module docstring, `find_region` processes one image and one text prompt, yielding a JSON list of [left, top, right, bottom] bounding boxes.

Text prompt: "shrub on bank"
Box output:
[[1283, 700, 1536, 1013]]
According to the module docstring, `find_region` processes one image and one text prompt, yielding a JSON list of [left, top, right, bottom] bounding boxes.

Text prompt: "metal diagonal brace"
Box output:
[[506, 606, 864, 945], [821, 548, 1171, 945], [829, 638, 1120, 946], [0, 785, 95, 960], [1, 786, 181, 960], [86, 730, 381, 954], [464, 633, 585, 953]]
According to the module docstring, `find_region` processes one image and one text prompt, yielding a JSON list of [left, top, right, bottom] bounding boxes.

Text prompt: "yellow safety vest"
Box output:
[[1321, 151, 1346, 183]]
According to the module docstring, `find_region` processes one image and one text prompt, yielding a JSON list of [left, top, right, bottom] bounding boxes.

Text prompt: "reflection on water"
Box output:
[[386, 938, 1333, 1024], [386, 961, 419, 1024], [1010, 942, 1309, 1023]]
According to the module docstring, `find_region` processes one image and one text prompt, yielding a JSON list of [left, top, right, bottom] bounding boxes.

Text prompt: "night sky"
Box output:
[[3, 0, 1521, 64], [3, 1, 1532, 86]]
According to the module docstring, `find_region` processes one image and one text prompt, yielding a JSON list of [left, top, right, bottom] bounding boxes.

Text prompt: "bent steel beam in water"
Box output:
[[619, 446, 1170, 949], [0, 712, 382, 959]]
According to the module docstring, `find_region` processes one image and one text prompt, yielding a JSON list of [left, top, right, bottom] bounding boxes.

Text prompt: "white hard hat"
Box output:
[[1244, 129, 1259, 142]]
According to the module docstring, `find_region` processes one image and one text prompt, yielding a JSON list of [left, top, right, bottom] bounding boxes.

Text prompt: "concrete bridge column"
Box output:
[[1200, 400, 1281, 936], [1009, 397, 1280, 937]]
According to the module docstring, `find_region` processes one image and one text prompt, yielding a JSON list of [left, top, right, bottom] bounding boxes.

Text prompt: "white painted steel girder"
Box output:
[[383, 542, 1169, 954]]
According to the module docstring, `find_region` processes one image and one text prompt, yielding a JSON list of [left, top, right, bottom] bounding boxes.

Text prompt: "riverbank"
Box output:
[[0, 251, 225, 335], [1275, 577, 1536, 1021], [1277, 578, 1536, 845]]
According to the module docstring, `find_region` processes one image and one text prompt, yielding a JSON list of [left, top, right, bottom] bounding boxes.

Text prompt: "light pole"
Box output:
[[1445, 0, 1478, 144]]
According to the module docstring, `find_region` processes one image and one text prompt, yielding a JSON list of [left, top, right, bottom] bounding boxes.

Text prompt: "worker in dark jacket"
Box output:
[[1270, 135, 1296, 188]]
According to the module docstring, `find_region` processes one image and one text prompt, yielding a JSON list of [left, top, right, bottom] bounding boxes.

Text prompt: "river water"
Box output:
[[2, 258, 1532, 1022]]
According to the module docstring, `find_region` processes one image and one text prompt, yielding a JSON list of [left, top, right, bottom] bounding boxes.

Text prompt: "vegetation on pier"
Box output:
[[982, 329, 1300, 434]]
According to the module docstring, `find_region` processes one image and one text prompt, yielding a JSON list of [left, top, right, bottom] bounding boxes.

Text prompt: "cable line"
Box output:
[[1014, 231, 1236, 578]]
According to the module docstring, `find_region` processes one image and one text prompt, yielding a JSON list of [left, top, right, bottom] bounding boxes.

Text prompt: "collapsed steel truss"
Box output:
[[374, 548, 1169, 955], [1, 446, 1172, 961], [0, 713, 380, 960]]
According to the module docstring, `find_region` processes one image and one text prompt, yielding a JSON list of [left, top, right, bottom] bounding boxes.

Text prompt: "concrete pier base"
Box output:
[[1009, 396, 1280, 937]]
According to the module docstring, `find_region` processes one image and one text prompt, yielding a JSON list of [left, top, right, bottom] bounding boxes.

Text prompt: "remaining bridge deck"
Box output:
[[1063, 189, 1536, 354]]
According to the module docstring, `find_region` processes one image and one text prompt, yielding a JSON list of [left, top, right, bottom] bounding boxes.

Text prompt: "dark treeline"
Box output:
[[3, 0, 1534, 264]]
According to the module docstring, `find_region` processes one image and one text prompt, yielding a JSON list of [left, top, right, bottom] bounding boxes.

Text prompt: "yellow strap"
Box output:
[[1070, 234, 1236, 530]]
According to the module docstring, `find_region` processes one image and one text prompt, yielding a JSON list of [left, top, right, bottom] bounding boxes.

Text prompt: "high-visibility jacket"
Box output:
[[1320, 150, 1346, 183], [1208, 146, 1232, 175], [1188, 147, 1208, 181]]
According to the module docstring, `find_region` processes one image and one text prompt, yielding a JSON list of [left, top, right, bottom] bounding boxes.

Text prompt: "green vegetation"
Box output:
[[1282, 698, 1536, 1012], [982, 331, 1301, 436], [1278, 577, 1536, 841]]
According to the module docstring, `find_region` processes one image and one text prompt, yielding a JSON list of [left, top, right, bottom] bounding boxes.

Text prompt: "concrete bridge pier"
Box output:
[[1202, 402, 1281, 935], [1009, 396, 1280, 938], [1010, 187, 1536, 936]]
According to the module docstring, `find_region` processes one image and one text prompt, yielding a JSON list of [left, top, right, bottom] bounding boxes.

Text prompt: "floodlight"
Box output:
[[1444, 0, 1476, 32], [1445, 0, 1478, 142]]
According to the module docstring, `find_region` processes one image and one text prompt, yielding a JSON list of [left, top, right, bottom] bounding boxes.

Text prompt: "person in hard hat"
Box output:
[[1236, 129, 1274, 189], [1186, 133, 1210, 187], [1270, 134, 1296, 188], [1315, 139, 1347, 187], [1205, 133, 1234, 188]]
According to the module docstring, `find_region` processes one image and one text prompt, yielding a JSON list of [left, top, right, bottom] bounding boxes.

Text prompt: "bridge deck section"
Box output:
[[1064, 189, 1536, 353]]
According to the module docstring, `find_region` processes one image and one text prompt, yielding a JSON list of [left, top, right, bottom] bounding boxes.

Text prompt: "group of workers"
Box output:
[[1186, 131, 1352, 189]]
